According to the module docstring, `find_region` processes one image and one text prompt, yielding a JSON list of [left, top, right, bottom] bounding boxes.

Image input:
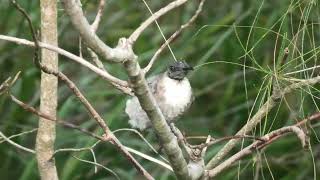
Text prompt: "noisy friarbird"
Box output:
[[125, 61, 194, 130]]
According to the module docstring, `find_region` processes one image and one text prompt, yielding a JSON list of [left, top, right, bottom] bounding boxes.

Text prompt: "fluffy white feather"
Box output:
[[125, 73, 193, 130], [162, 75, 192, 108]]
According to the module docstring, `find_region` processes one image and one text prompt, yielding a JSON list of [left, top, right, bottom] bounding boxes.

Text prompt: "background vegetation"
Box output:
[[0, 0, 320, 179]]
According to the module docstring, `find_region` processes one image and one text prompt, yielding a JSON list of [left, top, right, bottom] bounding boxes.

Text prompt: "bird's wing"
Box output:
[[186, 93, 195, 109], [146, 73, 163, 95], [124, 73, 164, 131]]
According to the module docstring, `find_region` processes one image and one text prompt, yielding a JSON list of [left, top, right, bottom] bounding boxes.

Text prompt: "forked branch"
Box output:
[[207, 126, 308, 178]]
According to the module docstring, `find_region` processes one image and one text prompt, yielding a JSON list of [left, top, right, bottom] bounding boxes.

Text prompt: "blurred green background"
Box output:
[[1, 0, 320, 179]]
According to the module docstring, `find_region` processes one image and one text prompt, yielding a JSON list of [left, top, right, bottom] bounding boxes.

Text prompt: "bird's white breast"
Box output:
[[162, 76, 192, 108]]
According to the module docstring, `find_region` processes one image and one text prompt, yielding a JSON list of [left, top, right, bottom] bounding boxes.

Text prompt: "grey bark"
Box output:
[[35, 0, 59, 179]]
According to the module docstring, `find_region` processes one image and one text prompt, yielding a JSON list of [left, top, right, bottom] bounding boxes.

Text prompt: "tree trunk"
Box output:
[[35, 0, 59, 179]]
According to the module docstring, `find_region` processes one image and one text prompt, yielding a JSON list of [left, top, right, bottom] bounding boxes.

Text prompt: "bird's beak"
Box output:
[[184, 66, 194, 71]]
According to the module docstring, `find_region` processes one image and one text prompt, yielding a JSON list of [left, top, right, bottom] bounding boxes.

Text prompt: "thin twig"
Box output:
[[89, 149, 98, 173], [0, 130, 35, 154], [189, 135, 265, 150], [0, 77, 12, 95], [284, 65, 320, 76], [72, 155, 120, 180], [129, 0, 188, 43], [125, 146, 173, 172], [143, 0, 206, 74], [0, 35, 132, 95], [206, 75, 320, 169], [39, 64, 111, 134], [53, 141, 101, 155], [86, 1, 134, 96], [88, 0, 106, 70], [62, 0, 190, 178], [91, 0, 106, 32], [10, 80, 152, 179], [205, 111, 320, 178], [295, 112, 320, 126], [10, 95, 104, 140], [207, 126, 307, 178], [113, 128, 169, 163], [10, 0, 40, 64], [0, 128, 37, 143], [37, 64, 153, 179], [140, 0, 178, 61]]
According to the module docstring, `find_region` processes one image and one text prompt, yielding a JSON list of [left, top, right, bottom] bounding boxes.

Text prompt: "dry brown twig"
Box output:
[[0, 75, 35, 154], [37, 64, 154, 180], [6, 1, 153, 178], [0, 73, 100, 140], [3, 0, 207, 178], [0, 35, 131, 94], [206, 75, 320, 169], [206, 126, 308, 178], [10, 94, 103, 140], [4, 0, 320, 179], [8, 88, 172, 173], [203, 112, 320, 178], [6, 70, 153, 179]]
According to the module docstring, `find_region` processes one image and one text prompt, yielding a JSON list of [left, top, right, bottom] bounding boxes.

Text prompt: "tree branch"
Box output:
[[10, 94, 104, 140], [129, 0, 188, 43], [0, 130, 35, 154], [0, 128, 37, 143], [37, 64, 154, 179], [61, 0, 136, 62], [91, 0, 106, 32], [124, 57, 189, 179], [207, 126, 308, 178], [0, 35, 132, 95], [143, 0, 206, 74], [72, 155, 120, 180], [61, 1, 191, 178], [88, 0, 134, 96], [206, 75, 320, 169]]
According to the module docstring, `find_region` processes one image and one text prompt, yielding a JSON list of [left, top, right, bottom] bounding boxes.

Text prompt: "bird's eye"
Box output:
[[169, 66, 175, 71]]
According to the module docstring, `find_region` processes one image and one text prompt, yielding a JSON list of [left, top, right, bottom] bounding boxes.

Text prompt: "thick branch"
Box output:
[[61, 0, 136, 62], [124, 57, 189, 179], [35, 0, 59, 178], [87, 1, 134, 96], [61, 1, 190, 178], [129, 0, 188, 43], [206, 75, 320, 169]]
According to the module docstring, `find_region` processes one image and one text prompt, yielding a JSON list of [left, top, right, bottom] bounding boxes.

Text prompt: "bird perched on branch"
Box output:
[[125, 61, 194, 130]]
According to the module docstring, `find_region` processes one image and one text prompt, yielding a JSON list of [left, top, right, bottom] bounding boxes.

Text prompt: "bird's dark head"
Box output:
[[167, 61, 193, 80]]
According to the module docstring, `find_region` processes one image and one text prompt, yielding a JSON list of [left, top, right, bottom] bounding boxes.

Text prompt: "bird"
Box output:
[[125, 60, 194, 131]]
